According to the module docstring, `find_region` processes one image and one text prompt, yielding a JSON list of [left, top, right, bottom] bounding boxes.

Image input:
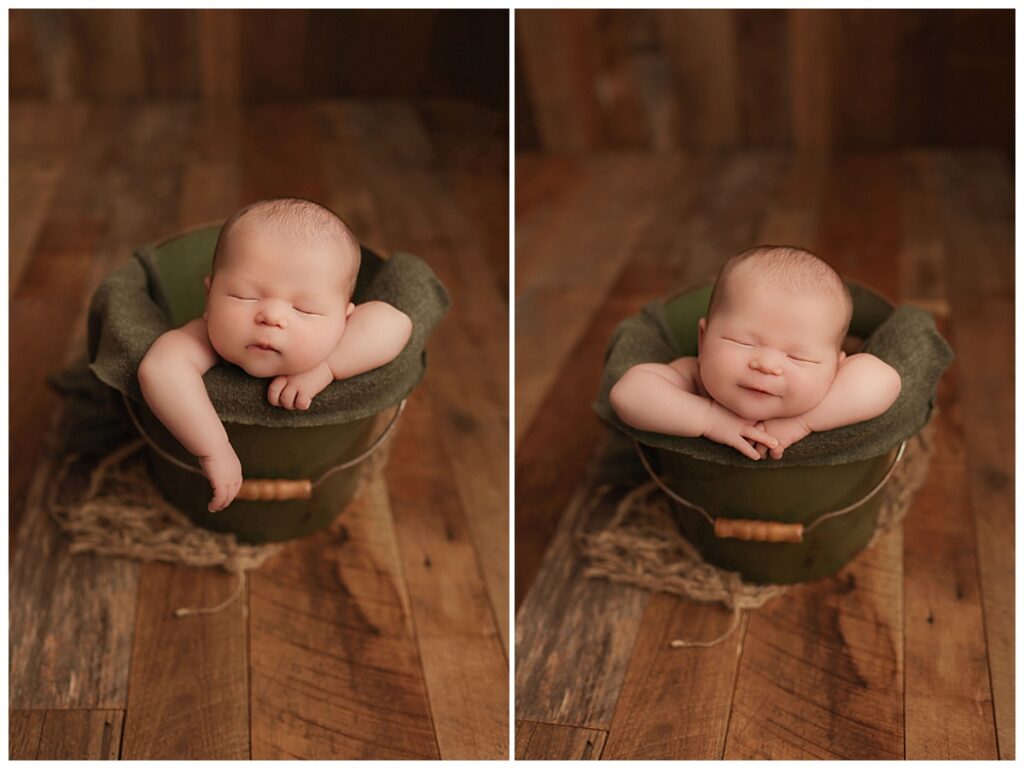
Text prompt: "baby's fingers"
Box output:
[[732, 437, 763, 461], [281, 385, 299, 410], [742, 424, 779, 450], [268, 376, 288, 407], [209, 484, 228, 513]]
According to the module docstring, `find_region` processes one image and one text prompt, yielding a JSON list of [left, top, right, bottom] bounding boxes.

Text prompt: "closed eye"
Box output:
[[295, 308, 324, 317], [788, 354, 820, 364], [723, 337, 753, 347], [229, 294, 258, 302]]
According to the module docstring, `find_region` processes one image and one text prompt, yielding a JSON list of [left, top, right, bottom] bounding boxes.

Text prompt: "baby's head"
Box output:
[[697, 245, 853, 421], [204, 197, 361, 377]]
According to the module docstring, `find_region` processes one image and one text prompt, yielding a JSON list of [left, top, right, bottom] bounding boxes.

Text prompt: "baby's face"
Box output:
[[204, 230, 356, 378], [698, 279, 845, 421]]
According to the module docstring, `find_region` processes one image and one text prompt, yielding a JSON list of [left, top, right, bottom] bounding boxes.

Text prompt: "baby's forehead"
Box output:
[[227, 226, 354, 266]]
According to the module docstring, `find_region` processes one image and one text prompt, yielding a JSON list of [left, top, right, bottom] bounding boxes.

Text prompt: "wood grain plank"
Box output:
[[657, 9, 740, 149], [604, 597, 751, 759], [516, 10, 602, 152], [10, 159, 70, 291], [586, 10, 654, 150], [901, 341, 997, 757], [140, 9, 199, 98], [9, 101, 109, 540], [831, 11, 902, 150], [54, 103, 199, 383], [73, 9, 145, 99], [515, 719, 535, 757], [814, 152, 904, 314], [120, 564, 249, 759], [9, 10, 47, 97], [9, 711, 46, 759], [10, 450, 139, 709], [425, 101, 509, 297], [387, 389, 509, 759], [898, 153, 996, 758], [932, 151, 1014, 759], [240, 10, 310, 100], [9, 214, 102, 541], [22, 9, 79, 100], [515, 720, 607, 759], [735, 10, 791, 146], [250, 474, 439, 759], [725, 529, 904, 759], [788, 9, 835, 152], [516, 153, 685, 443], [197, 9, 242, 102], [10, 105, 194, 712], [516, 436, 650, 729], [18, 710, 125, 760], [240, 102, 328, 203]]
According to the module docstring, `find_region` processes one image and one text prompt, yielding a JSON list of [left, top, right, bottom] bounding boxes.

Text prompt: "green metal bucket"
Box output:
[[130, 225, 395, 544], [644, 281, 903, 585]]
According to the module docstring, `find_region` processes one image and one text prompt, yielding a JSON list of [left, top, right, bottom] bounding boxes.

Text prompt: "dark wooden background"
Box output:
[[517, 9, 1013, 156], [10, 8, 507, 110], [10, 8, 509, 760]]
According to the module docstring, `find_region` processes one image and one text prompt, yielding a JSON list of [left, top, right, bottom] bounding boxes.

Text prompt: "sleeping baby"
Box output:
[[138, 197, 412, 512], [609, 245, 901, 461]]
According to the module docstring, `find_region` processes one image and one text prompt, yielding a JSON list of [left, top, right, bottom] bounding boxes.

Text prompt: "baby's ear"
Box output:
[[346, 302, 356, 318], [204, 275, 211, 292], [838, 350, 847, 365]]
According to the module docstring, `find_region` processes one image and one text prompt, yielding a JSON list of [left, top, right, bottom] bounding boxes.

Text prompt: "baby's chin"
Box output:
[[220, 349, 304, 379], [713, 388, 793, 422]]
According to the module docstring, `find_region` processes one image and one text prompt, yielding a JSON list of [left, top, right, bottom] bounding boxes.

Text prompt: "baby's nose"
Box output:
[[749, 357, 782, 376], [257, 306, 288, 328]]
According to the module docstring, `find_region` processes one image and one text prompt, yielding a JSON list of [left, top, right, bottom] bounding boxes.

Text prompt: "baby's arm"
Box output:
[[325, 301, 413, 380], [268, 301, 412, 410], [761, 353, 901, 459], [609, 358, 776, 460], [138, 318, 242, 512]]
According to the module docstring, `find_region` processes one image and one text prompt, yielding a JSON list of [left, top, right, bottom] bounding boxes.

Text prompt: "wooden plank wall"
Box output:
[[9, 9, 508, 110], [516, 9, 1013, 156]]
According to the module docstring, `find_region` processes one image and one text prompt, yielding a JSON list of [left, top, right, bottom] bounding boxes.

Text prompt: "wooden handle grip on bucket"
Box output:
[[237, 478, 312, 501], [714, 518, 804, 543]]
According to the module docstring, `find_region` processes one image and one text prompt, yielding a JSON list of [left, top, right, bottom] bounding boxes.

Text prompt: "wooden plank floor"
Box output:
[[9, 100, 508, 760], [515, 150, 1013, 759]]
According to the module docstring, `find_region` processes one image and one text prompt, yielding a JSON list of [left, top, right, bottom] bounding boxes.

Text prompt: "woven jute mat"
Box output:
[[44, 412, 396, 618], [577, 414, 937, 647]]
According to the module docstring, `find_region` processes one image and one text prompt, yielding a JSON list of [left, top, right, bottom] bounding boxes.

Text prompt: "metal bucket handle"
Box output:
[[125, 394, 406, 502], [634, 439, 907, 543]]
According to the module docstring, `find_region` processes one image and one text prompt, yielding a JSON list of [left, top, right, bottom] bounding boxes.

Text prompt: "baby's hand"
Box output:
[[702, 401, 779, 461], [756, 416, 813, 460], [199, 444, 243, 512], [268, 362, 334, 411]]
